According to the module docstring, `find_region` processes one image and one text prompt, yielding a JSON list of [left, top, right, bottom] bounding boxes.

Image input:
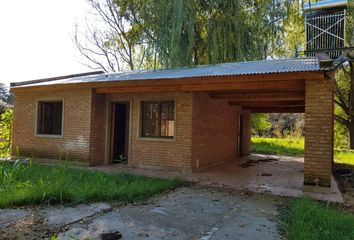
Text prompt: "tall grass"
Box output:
[[284, 197, 354, 240], [0, 160, 184, 208], [252, 137, 354, 166], [252, 137, 304, 156], [334, 150, 354, 165]]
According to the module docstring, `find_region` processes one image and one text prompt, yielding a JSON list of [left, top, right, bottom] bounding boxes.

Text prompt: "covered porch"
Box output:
[[10, 58, 335, 192], [189, 154, 343, 202], [94, 59, 334, 189]]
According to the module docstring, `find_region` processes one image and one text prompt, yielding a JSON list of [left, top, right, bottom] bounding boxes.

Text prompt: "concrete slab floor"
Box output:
[[0, 187, 285, 240], [189, 154, 344, 203], [93, 154, 344, 203]]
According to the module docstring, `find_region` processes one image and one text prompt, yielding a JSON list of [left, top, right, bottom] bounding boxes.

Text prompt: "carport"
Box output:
[[203, 65, 334, 190], [92, 58, 335, 192]]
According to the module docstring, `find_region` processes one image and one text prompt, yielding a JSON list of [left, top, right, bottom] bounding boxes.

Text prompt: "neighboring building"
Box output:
[[10, 58, 334, 188]]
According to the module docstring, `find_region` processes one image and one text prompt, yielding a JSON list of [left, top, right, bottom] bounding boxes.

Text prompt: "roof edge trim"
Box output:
[[10, 71, 105, 87]]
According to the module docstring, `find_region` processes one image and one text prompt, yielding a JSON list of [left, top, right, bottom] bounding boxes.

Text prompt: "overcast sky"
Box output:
[[0, 0, 93, 87]]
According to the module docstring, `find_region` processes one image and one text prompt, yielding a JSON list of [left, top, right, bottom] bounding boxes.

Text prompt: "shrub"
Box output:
[[0, 109, 13, 158]]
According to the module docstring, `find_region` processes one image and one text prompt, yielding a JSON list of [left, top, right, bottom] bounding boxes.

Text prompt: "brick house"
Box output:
[[10, 58, 334, 188]]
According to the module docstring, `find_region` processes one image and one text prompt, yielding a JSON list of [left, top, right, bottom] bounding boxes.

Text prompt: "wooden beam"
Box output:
[[210, 91, 305, 101], [229, 100, 305, 106], [11, 71, 322, 93], [95, 79, 305, 94], [244, 106, 305, 113], [96, 85, 181, 94]]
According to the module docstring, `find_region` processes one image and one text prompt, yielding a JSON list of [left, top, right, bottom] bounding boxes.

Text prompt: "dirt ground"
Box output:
[[333, 164, 354, 210], [0, 186, 287, 240]]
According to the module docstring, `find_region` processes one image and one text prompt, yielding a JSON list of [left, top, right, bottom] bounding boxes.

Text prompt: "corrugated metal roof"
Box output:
[[303, 0, 348, 12], [12, 58, 325, 88]]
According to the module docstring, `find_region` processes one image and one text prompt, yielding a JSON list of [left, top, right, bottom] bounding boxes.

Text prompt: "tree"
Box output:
[[268, 113, 304, 138], [75, 0, 296, 70], [0, 83, 10, 114], [332, 1, 354, 148], [74, 0, 152, 71], [0, 109, 13, 157], [334, 61, 354, 148], [275, 0, 305, 58], [138, 0, 291, 68], [251, 113, 271, 136]]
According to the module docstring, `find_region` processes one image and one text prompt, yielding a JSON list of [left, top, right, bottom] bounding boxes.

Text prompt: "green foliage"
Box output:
[[0, 160, 184, 208], [334, 108, 349, 149], [346, 0, 354, 47], [253, 113, 304, 138], [252, 137, 304, 156], [276, 0, 304, 57], [131, 0, 296, 68], [331, 0, 354, 148], [251, 113, 271, 136], [0, 109, 13, 158], [268, 113, 304, 138], [334, 64, 352, 148], [0, 83, 11, 114], [0, 159, 27, 192], [284, 197, 354, 240], [334, 150, 354, 165], [252, 137, 354, 165], [82, 0, 323, 69], [0, 83, 9, 103]]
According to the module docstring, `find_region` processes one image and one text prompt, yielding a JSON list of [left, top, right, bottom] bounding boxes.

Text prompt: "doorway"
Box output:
[[238, 114, 244, 157], [111, 102, 130, 164]]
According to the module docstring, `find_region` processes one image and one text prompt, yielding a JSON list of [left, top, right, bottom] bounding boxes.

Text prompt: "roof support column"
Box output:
[[304, 75, 334, 188], [239, 110, 252, 156]]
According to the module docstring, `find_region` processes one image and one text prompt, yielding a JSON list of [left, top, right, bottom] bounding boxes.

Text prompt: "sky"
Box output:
[[0, 1, 93, 87]]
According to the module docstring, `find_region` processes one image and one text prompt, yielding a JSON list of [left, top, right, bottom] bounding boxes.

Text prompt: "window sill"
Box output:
[[137, 137, 176, 143], [35, 134, 64, 139]]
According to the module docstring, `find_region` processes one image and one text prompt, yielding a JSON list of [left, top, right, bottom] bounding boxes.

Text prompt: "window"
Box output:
[[141, 101, 174, 138], [37, 101, 63, 135]]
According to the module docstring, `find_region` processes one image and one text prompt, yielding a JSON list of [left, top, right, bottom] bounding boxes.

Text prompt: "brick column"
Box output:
[[241, 110, 252, 156], [89, 92, 106, 166], [304, 76, 334, 187]]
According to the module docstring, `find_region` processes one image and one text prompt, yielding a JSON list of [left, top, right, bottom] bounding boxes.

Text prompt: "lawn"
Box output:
[[0, 160, 184, 208], [251, 137, 304, 156], [252, 137, 354, 165], [284, 197, 354, 240]]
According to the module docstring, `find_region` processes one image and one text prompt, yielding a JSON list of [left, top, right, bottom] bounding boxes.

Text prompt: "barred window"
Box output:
[[37, 101, 63, 135], [141, 101, 174, 138]]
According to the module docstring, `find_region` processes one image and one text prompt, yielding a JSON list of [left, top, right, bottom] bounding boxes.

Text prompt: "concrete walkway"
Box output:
[[0, 187, 284, 240]]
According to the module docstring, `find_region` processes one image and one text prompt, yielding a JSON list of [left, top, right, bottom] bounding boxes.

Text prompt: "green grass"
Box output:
[[334, 150, 354, 165], [252, 137, 304, 156], [0, 160, 184, 208], [252, 137, 354, 165], [284, 197, 354, 240]]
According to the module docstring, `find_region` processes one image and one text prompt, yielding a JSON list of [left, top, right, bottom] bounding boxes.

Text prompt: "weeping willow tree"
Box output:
[[148, 0, 196, 68], [77, 0, 300, 69], [136, 0, 292, 68], [205, 0, 248, 63]]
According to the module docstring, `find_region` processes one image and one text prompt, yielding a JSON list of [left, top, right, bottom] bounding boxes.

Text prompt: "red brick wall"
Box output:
[[191, 93, 238, 170], [11, 89, 92, 163], [106, 92, 194, 172], [89, 93, 106, 166], [12, 89, 247, 172], [240, 110, 251, 156], [304, 77, 334, 187]]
